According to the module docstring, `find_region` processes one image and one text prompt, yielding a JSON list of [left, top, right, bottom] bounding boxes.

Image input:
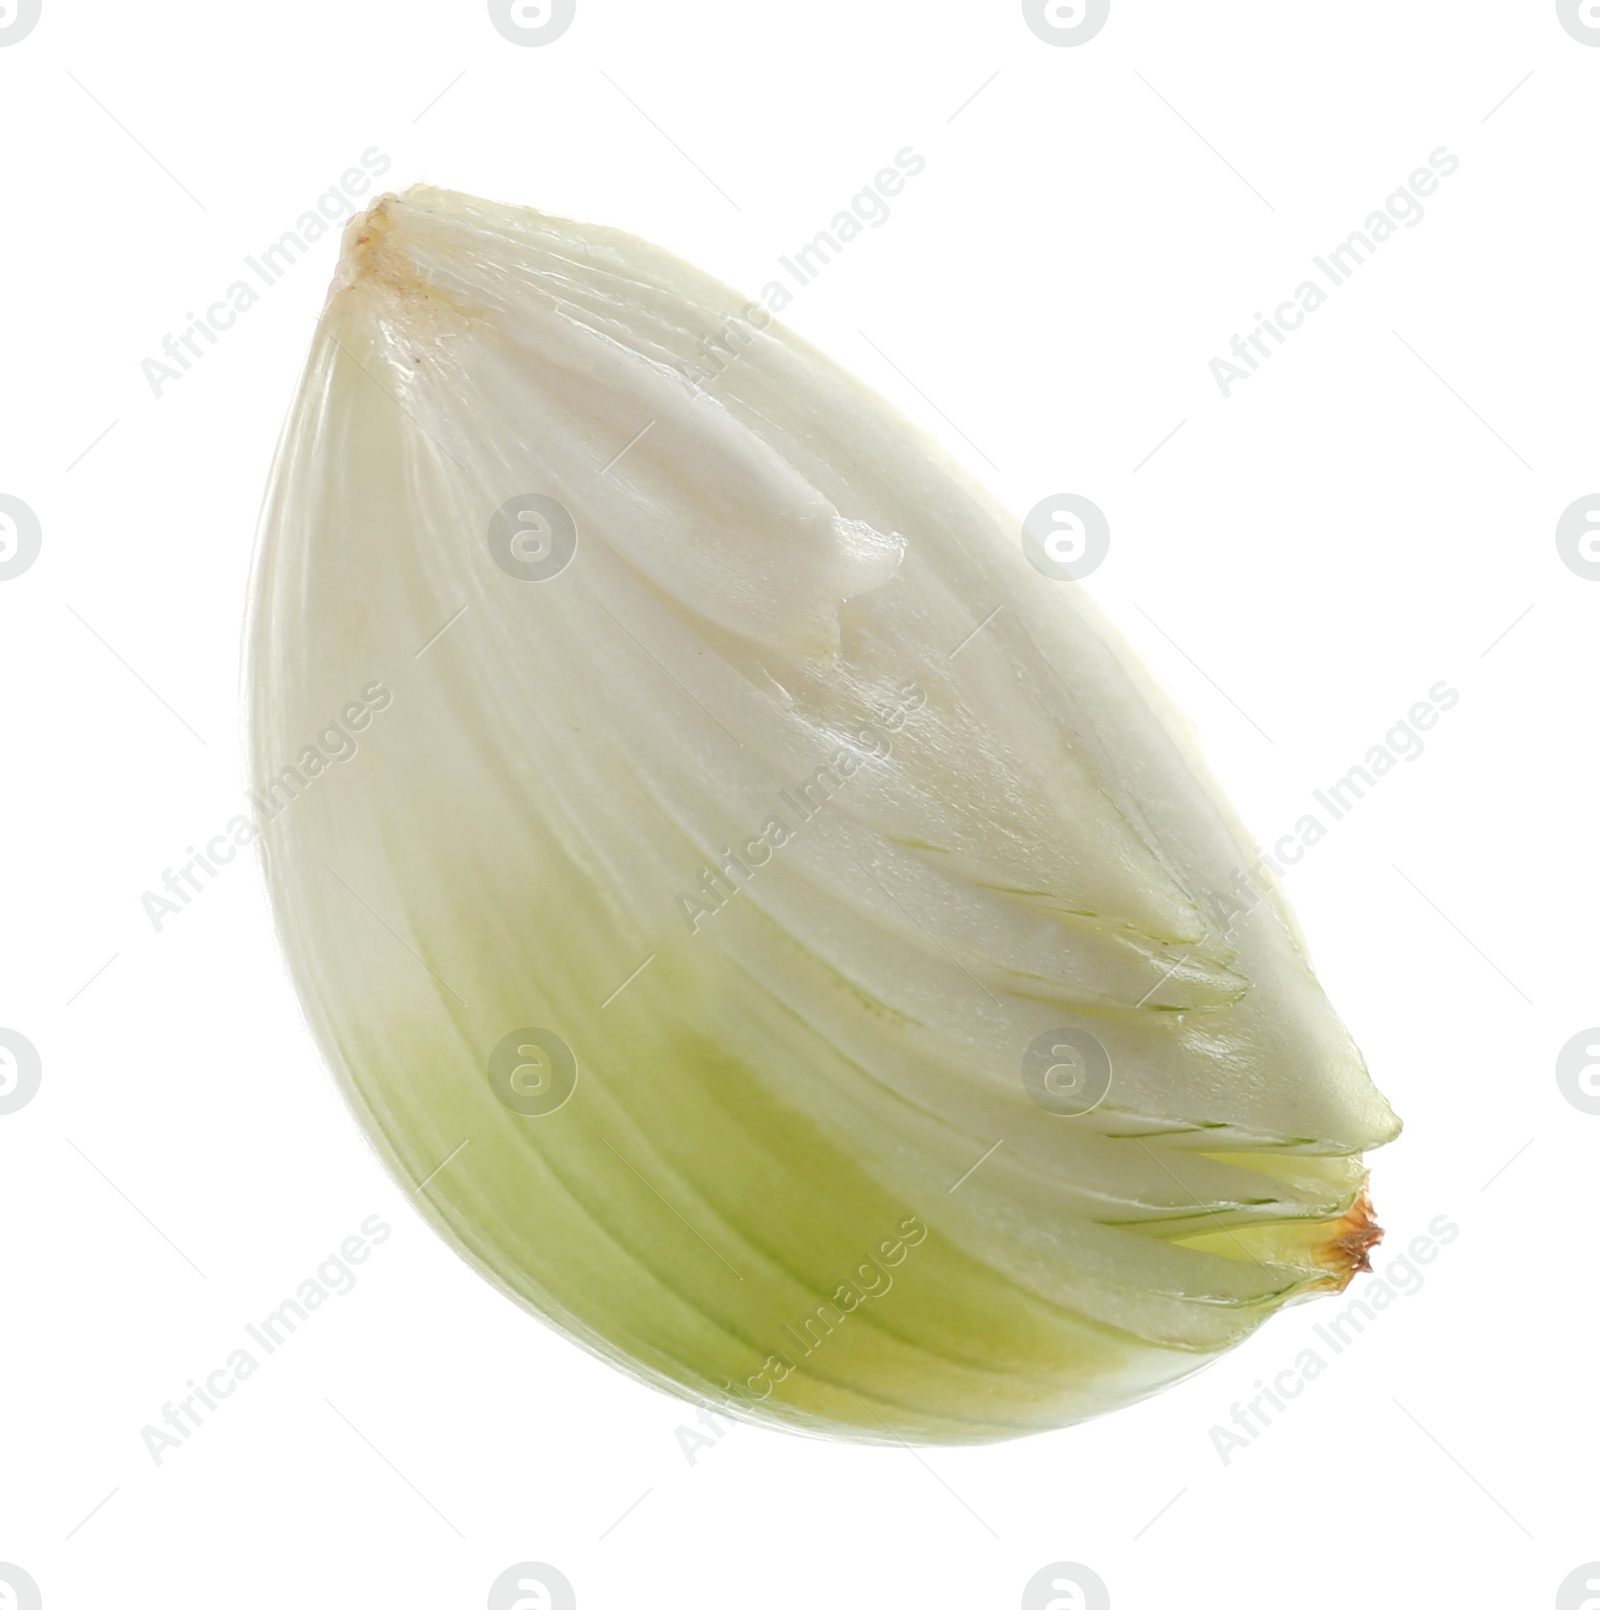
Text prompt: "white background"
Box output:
[[1, 2, 1595, 1606]]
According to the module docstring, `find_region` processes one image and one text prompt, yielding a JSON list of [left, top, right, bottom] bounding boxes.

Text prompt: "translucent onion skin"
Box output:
[[247, 187, 1399, 1445]]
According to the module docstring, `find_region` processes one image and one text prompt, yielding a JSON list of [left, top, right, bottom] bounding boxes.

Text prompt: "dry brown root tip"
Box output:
[[327, 192, 475, 323], [329, 195, 400, 301], [1320, 1179, 1383, 1290]]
